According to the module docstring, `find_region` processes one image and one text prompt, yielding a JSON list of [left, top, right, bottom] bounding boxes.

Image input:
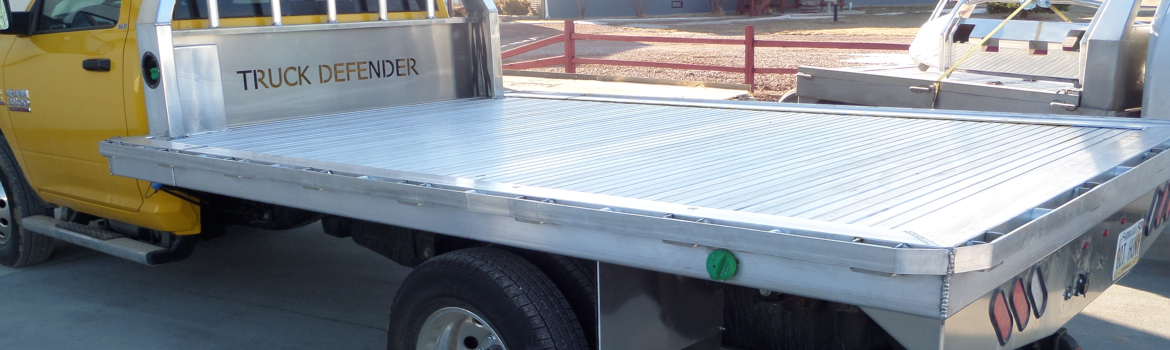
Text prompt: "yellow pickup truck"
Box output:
[[2, 0, 1168, 349]]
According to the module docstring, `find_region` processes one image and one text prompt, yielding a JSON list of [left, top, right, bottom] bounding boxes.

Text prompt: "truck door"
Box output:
[[3, 0, 142, 211]]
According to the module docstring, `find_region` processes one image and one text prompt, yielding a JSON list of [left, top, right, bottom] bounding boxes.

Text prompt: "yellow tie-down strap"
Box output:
[[932, 0, 1037, 107]]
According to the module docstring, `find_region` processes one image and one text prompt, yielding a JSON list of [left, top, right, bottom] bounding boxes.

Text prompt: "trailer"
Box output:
[[0, 0, 1166, 348], [792, 0, 1163, 119]]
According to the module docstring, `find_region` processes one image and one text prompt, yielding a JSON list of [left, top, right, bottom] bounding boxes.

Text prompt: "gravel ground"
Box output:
[[500, 7, 933, 101]]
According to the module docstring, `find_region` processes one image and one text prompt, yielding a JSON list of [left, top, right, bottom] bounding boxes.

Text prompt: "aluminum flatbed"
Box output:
[[81, 0, 1170, 346], [99, 94, 1170, 335]]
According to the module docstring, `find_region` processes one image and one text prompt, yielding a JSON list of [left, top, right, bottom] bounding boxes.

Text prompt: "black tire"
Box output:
[[510, 250, 598, 350], [1055, 333, 1080, 350], [321, 215, 352, 238], [0, 134, 55, 267], [1034, 328, 1080, 350], [387, 247, 588, 350]]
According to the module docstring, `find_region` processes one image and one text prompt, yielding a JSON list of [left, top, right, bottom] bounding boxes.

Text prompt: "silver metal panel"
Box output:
[[22, 216, 164, 265], [171, 24, 475, 126], [795, 65, 1089, 115], [138, 24, 185, 137], [1144, 0, 1170, 119], [466, 0, 504, 98], [860, 307, 943, 350], [137, 0, 182, 137], [961, 18, 1086, 44], [208, 0, 219, 28], [270, 0, 283, 25], [800, 65, 1080, 97], [1079, 0, 1144, 111], [597, 263, 723, 350], [173, 45, 228, 135], [949, 42, 1082, 80], [167, 18, 469, 36]]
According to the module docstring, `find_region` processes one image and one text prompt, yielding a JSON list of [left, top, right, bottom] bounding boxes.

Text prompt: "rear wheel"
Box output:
[[1033, 328, 1080, 350], [387, 247, 588, 350], [0, 134, 54, 267], [509, 250, 598, 350]]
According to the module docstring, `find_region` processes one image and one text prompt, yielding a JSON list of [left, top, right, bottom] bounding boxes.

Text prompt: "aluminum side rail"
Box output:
[[101, 96, 1170, 321]]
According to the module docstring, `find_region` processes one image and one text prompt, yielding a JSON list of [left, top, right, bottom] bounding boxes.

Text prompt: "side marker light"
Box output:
[[1010, 278, 1031, 331], [1027, 267, 1048, 318], [990, 289, 1013, 346]]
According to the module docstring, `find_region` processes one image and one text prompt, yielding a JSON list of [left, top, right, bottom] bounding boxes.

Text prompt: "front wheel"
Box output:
[[0, 134, 54, 268], [387, 247, 588, 350]]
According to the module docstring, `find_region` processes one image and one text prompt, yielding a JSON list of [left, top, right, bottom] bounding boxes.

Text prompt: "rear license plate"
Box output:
[[1112, 219, 1143, 281]]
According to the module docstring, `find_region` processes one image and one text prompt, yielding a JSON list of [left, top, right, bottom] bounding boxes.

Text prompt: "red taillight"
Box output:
[[990, 289, 1013, 345], [1010, 278, 1030, 331], [1028, 267, 1048, 318]]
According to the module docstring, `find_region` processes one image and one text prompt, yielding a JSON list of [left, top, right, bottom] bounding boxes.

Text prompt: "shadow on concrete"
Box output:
[[1066, 310, 1170, 350], [0, 223, 403, 350]]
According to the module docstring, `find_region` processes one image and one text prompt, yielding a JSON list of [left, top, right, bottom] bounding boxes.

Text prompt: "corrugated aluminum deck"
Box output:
[[163, 96, 1167, 247], [950, 43, 1081, 80]]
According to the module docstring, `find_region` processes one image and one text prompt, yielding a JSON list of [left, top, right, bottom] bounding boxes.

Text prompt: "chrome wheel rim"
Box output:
[[0, 179, 10, 244], [416, 307, 506, 350]]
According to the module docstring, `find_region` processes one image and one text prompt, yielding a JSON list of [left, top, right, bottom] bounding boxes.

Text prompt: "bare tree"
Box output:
[[628, 0, 654, 17]]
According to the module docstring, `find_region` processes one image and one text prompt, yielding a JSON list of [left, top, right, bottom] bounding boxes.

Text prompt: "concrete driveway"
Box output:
[[1, 223, 1167, 349], [0, 223, 402, 349]]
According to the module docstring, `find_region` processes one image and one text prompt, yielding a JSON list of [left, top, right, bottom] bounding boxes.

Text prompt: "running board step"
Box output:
[[21, 216, 177, 266]]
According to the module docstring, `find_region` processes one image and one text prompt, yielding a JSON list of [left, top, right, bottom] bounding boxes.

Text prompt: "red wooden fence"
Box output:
[[501, 20, 910, 89]]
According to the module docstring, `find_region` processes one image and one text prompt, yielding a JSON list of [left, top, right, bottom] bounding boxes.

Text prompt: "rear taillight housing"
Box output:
[[1028, 267, 1048, 318], [990, 289, 1013, 345], [1010, 278, 1031, 331]]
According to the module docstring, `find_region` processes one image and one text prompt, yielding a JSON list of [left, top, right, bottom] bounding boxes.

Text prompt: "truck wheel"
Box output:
[[1035, 328, 1080, 350], [0, 135, 55, 267], [508, 250, 598, 350], [387, 247, 588, 350]]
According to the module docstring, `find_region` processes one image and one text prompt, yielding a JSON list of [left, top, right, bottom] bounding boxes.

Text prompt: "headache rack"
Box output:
[[135, 0, 503, 138]]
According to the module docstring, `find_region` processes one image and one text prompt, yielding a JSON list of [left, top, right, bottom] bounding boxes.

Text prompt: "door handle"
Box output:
[[82, 58, 111, 72]]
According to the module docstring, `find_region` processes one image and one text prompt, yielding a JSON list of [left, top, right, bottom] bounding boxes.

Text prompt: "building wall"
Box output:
[[543, 0, 936, 19]]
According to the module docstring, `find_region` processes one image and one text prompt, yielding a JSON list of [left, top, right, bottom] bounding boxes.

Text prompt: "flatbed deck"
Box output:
[[100, 94, 1170, 319]]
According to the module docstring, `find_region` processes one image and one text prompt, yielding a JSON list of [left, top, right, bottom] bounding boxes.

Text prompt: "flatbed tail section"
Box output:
[[102, 94, 1170, 348]]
